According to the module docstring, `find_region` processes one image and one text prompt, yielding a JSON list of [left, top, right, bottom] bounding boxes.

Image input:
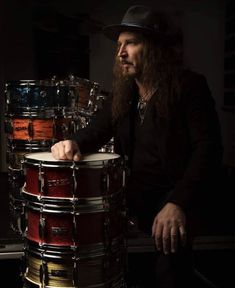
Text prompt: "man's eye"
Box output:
[[126, 41, 134, 45], [128, 39, 140, 45]]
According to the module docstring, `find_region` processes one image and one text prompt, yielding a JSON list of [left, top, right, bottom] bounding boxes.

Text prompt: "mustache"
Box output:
[[120, 60, 132, 65]]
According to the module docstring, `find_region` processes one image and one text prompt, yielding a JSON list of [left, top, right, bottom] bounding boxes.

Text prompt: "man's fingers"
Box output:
[[179, 225, 187, 246], [73, 152, 81, 161], [152, 221, 163, 252], [51, 142, 63, 159], [162, 226, 171, 255], [170, 226, 178, 253], [51, 140, 80, 160]]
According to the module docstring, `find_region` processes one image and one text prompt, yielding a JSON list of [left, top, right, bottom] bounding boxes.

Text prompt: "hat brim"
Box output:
[[103, 24, 158, 41]]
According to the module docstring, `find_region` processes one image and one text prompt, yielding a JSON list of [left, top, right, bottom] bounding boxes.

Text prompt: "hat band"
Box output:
[[121, 22, 159, 32]]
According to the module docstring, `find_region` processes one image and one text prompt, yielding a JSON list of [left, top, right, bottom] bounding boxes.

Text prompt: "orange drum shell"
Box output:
[[9, 118, 54, 140], [6, 117, 76, 141]]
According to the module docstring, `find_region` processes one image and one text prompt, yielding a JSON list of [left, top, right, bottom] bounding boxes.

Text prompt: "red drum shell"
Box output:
[[23, 152, 125, 200], [25, 201, 125, 248]]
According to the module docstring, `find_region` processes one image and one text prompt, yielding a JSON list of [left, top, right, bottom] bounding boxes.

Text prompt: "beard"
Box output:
[[113, 61, 135, 92], [112, 59, 137, 122]]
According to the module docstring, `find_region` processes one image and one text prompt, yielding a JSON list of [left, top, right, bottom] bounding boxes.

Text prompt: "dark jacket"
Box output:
[[72, 70, 223, 234]]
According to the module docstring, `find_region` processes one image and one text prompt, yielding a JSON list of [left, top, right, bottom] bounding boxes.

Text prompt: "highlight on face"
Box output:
[[115, 32, 145, 79]]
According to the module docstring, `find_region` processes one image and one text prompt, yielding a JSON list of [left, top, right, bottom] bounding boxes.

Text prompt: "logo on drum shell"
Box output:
[[52, 227, 69, 236]]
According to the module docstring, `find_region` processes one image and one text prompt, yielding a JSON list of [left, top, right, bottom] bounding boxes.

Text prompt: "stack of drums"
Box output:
[[5, 78, 76, 237], [21, 151, 127, 287], [4, 78, 124, 287], [4, 77, 111, 237]]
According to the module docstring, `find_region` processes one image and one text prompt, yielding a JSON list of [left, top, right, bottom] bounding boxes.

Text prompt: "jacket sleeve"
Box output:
[[69, 95, 114, 154], [166, 73, 223, 211]]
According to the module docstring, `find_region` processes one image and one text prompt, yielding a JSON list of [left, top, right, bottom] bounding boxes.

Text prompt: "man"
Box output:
[[51, 5, 223, 287]]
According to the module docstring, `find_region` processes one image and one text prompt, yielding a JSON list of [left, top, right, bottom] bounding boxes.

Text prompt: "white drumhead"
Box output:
[[24, 151, 120, 162], [81, 153, 120, 161], [25, 152, 64, 162]]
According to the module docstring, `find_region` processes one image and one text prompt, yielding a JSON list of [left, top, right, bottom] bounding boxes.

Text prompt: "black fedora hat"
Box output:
[[103, 5, 169, 41]]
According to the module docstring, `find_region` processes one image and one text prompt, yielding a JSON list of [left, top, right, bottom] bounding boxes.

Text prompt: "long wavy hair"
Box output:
[[112, 31, 183, 123]]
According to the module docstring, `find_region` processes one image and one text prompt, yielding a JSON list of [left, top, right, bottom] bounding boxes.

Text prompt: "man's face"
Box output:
[[116, 32, 144, 78]]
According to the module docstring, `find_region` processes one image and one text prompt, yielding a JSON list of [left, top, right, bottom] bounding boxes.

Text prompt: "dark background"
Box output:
[[0, 0, 235, 287]]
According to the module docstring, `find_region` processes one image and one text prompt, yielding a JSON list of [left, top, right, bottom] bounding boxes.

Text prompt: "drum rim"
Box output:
[[23, 189, 124, 213], [23, 151, 121, 166], [62, 76, 100, 88], [5, 113, 75, 119], [5, 78, 100, 88], [25, 238, 125, 259], [23, 274, 126, 288], [7, 139, 53, 147], [5, 79, 57, 86], [5, 109, 57, 117]]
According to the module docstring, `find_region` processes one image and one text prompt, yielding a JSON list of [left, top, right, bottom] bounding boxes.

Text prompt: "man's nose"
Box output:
[[118, 45, 127, 58]]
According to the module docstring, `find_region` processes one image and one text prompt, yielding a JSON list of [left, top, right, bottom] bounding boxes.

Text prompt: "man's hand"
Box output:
[[152, 202, 187, 254], [51, 140, 81, 161]]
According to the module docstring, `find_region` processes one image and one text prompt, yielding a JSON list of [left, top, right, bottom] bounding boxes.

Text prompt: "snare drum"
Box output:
[[23, 245, 126, 288], [5, 80, 57, 114], [24, 199, 125, 248], [68, 77, 100, 116], [5, 116, 76, 142], [22, 152, 125, 201]]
